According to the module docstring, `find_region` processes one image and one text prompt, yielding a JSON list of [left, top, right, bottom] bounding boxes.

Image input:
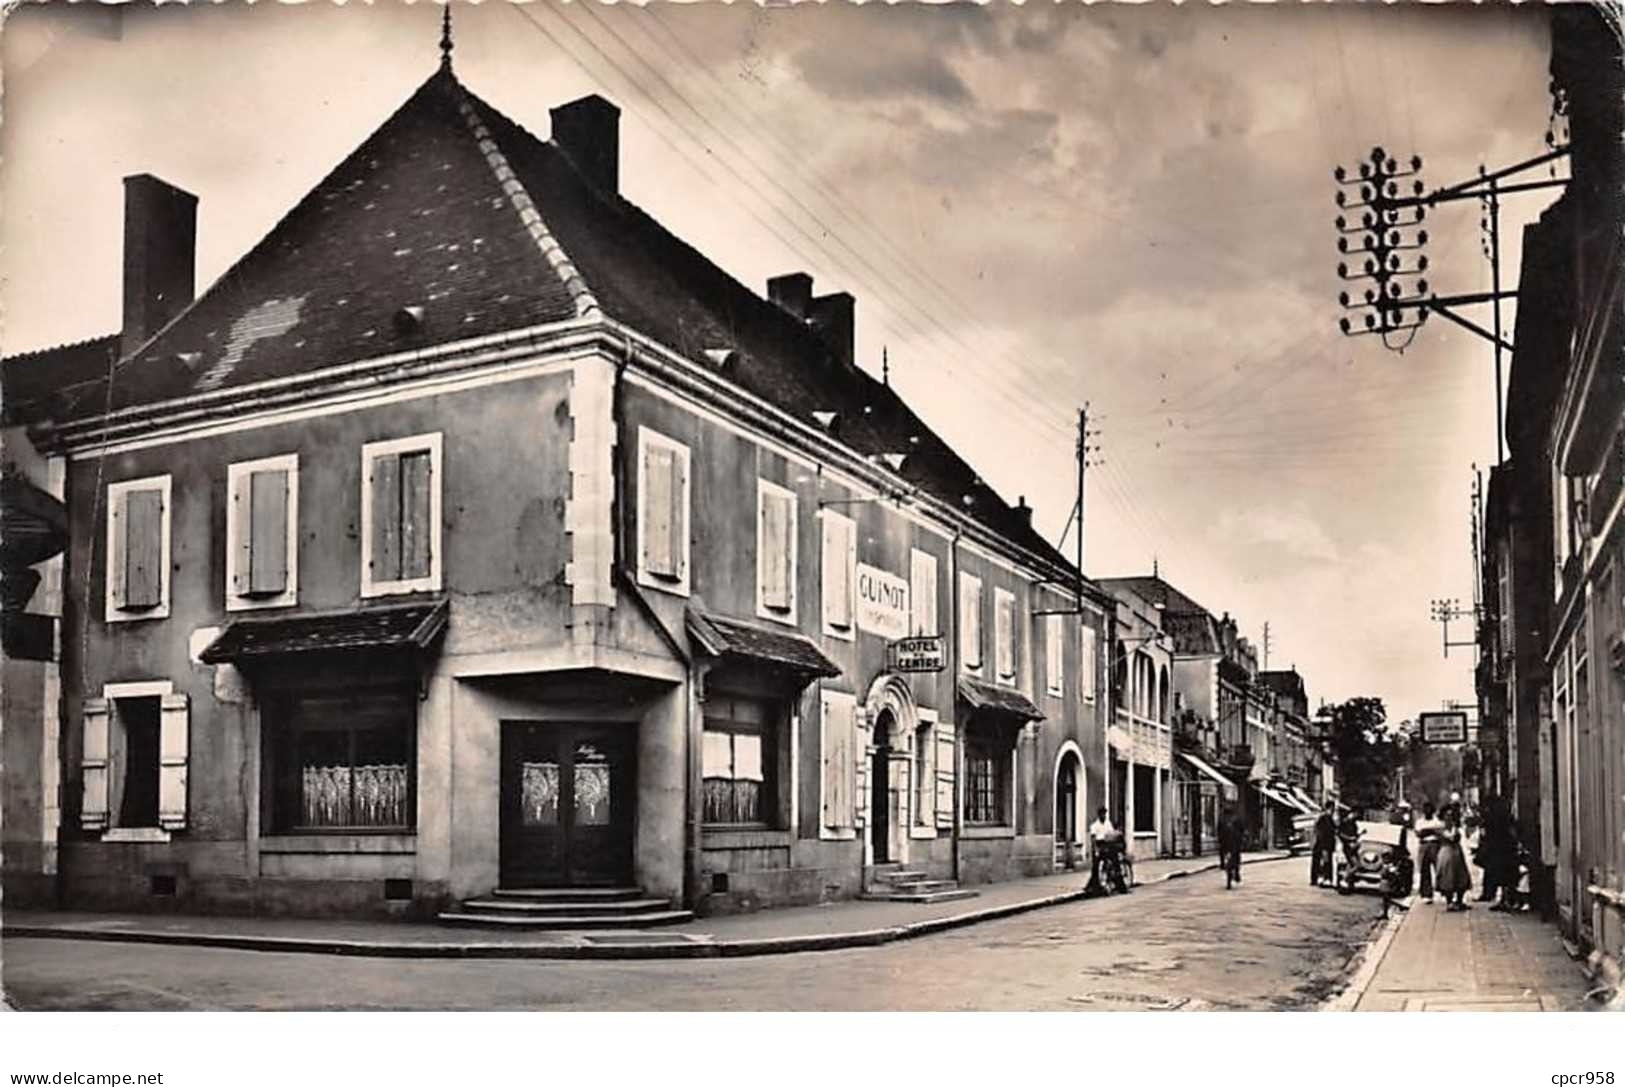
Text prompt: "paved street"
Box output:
[[2, 859, 1381, 1011]]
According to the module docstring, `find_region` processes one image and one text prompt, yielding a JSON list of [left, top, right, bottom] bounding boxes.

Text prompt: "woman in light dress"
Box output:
[[1434, 806, 1474, 911]]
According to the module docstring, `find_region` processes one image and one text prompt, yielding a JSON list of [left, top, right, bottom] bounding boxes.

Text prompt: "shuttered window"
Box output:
[[820, 689, 856, 835], [960, 573, 983, 672], [105, 475, 171, 622], [994, 588, 1017, 684], [757, 481, 797, 620], [362, 434, 442, 596], [1080, 624, 1098, 702], [909, 548, 938, 636], [821, 510, 856, 636], [637, 428, 690, 592], [227, 454, 298, 609]]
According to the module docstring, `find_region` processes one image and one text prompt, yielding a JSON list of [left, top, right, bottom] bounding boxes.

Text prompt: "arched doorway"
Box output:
[[1053, 741, 1085, 870], [863, 673, 918, 867]]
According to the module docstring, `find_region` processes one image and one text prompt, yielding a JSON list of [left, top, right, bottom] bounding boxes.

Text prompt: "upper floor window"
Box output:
[[105, 474, 172, 623], [1045, 612, 1064, 696], [959, 573, 983, 673], [637, 427, 691, 595], [909, 548, 938, 636], [362, 433, 443, 597], [1079, 624, 1098, 703], [994, 587, 1018, 686], [227, 453, 299, 611], [756, 480, 797, 623], [821, 509, 856, 639]]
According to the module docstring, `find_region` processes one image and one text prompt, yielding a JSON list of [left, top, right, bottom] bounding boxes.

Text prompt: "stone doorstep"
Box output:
[[3, 851, 1295, 961]]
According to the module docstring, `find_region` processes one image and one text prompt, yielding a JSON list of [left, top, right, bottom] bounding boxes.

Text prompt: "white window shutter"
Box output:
[[644, 444, 675, 578], [822, 515, 853, 630], [1046, 614, 1063, 694], [960, 576, 982, 670], [669, 448, 689, 581], [231, 473, 253, 596], [761, 490, 792, 610], [910, 549, 937, 636], [935, 724, 956, 830], [158, 692, 190, 831], [821, 691, 855, 831], [995, 593, 1014, 680], [81, 697, 111, 830], [1080, 625, 1097, 701]]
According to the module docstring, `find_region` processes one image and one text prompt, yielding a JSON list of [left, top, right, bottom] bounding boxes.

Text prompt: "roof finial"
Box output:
[[439, 3, 454, 71], [1152, 554, 1159, 578], [882, 345, 889, 386]]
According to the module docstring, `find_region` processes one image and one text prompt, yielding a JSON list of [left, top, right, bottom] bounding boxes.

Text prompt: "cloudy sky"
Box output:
[[1, 1, 1558, 720]]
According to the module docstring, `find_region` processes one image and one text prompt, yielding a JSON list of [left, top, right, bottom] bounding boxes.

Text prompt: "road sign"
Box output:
[[889, 635, 945, 673], [1419, 711, 1468, 745]]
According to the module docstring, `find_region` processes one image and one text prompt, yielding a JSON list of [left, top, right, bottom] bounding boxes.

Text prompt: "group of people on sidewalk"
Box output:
[[1304, 790, 1530, 911]]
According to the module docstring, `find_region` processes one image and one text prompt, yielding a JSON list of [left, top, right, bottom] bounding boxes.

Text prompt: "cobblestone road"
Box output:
[[2, 860, 1382, 1011]]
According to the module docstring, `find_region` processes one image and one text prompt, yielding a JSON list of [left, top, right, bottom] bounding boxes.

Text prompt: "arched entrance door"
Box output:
[[872, 709, 896, 864], [1054, 743, 1084, 869], [862, 673, 918, 868]]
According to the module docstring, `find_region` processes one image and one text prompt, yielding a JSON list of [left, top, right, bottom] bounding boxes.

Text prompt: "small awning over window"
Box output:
[[199, 599, 449, 665], [686, 607, 841, 679], [1178, 751, 1236, 793], [956, 676, 1043, 723], [1287, 784, 1322, 813]]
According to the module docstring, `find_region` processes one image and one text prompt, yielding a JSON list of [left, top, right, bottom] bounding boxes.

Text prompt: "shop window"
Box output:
[[105, 475, 172, 622], [963, 722, 1011, 825], [362, 433, 442, 597], [267, 688, 415, 832], [702, 693, 782, 826], [227, 453, 299, 610], [756, 481, 797, 623]]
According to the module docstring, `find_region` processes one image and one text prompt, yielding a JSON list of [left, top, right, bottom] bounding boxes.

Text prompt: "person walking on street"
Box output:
[[1435, 807, 1473, 911], [1476, 796, 1515, 905], [1310, 809, 1337, 887], [1217, 804, 1245, 890], [1415, 803, 1444, 903]]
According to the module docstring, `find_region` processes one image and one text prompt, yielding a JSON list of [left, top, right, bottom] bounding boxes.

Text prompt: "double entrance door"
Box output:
[[500, 722, 634, 887]]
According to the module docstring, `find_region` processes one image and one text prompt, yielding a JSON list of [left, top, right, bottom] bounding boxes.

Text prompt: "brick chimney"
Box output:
[[808, 292, 855, 369], [550, 95, 620, 194], [121, 174, 197, 357], [1014, 495, 1034, 529], [767, 273, 813, 318]]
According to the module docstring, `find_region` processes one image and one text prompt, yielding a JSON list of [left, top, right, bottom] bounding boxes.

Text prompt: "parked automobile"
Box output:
[[1286, 812, 1319, 856], [1337, 821, 1414, 897]]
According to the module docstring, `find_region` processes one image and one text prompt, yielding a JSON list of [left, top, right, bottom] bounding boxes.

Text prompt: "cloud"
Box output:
[[790, 40, 973, 105]]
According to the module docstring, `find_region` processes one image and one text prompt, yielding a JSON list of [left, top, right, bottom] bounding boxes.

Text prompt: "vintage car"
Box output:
[[1337, 821, 1414, 897]]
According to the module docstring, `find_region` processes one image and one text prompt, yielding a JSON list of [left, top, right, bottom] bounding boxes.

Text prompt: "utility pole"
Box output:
[[1331, 145, 1569, 465], [1430, 597, 1479, 659], [1262, 621, 1272, 671]]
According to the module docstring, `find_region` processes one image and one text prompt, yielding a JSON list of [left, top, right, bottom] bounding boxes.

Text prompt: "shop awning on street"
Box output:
[[199, 599, 449, 665], [1252, 780, 1306, 814], [1287, 785, 1322, 813], [957, 676, 1043, 722], [1178, 751, 1236, 793], [686, 607, 841, 679]]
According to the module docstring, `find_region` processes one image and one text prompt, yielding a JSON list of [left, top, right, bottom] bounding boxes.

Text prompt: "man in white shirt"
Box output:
[[1089, 808, 1117, 888]]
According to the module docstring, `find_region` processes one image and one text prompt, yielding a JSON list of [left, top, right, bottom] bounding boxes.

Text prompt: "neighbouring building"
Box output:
[[4, 51, 1120, 923], [1102, 580, 1174, 860]]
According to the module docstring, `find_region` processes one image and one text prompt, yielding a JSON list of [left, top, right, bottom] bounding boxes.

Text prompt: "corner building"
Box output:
[[19, 63, 1114, 920]]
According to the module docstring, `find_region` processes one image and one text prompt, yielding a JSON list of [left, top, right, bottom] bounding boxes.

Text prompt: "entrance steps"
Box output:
[[860, 865, 978, 905], [437, 886, 693, 930]]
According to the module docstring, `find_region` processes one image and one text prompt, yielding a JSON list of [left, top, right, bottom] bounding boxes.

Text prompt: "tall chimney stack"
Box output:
[[550, 95, 620, 195], [767, 273, 813, 319], [808, 291, 855, 369], [121, 174, 197, 357]]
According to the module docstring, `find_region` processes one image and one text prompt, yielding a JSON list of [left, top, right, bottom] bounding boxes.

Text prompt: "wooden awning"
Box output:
[[199, 599, 448, 665], [956, 676, 1043, 723], [686, 606, 841, 679]]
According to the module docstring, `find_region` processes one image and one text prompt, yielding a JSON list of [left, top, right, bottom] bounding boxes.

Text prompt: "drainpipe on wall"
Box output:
[[609, 339, 700, 910], [949, 526, 963, 884]]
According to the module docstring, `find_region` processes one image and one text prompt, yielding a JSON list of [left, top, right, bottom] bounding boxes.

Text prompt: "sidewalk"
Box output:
[[1336, 897, 1597, 1011], [0, 850, 1291, 961]]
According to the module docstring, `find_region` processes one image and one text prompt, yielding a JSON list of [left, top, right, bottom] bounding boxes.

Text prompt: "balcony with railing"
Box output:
[[1112, 706, 1172, 769]]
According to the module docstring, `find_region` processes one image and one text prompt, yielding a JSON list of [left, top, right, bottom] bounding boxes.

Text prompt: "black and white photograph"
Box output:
[[0, 0, 1621, 1071]]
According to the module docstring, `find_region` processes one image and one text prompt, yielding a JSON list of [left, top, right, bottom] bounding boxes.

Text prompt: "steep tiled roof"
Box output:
[[2, 334, 119, 426], [1097, 575, 1211, 616], [35, 66, 1080, 575], [60, 69, 577, 419]]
